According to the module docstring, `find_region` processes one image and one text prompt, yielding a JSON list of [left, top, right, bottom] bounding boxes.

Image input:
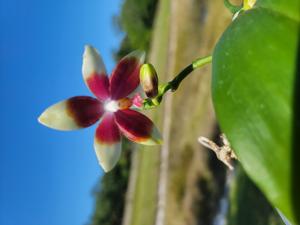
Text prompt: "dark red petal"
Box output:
[[82, 45, 110, 101], [115, 109, 161, 145], [110, 51, 145, 100], [94, 114, 122, 172], [67, 96, 104, 128], [38, 96, 103, 130], [86, 73, 110, 100], [95, 113, 121, 144]]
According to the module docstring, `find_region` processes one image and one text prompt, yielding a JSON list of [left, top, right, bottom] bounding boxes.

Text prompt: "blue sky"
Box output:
[[0, 1, 122, 224]]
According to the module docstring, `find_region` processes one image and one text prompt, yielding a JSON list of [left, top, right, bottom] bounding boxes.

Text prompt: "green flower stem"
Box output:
[[224, 0, 242, 14], [143, 55, 212, 109]]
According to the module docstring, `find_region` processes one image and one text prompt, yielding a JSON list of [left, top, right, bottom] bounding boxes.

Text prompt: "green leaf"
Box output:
[[212, 0, 299, 224]]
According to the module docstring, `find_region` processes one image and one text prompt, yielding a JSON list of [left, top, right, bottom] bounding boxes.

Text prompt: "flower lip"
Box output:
[[104, 100, 119, 112]]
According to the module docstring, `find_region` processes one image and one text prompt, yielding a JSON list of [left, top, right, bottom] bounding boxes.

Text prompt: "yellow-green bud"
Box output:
[[243, 0, 256, 10], [140, 63, 158, 98]]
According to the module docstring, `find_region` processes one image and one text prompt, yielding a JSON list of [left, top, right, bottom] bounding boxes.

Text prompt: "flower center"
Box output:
[[104, 100, 119, 112], [104, 98, 133, 113]]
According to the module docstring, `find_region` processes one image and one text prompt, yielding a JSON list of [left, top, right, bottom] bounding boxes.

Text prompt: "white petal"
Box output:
[[94, 140, 122, 172], [82, 45, 107, 79], [38, 100, 80, 130], [38, 96, 103, 131]]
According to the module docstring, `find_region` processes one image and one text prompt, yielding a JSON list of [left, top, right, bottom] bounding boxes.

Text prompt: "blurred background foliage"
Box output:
[[228, 167, 284, 225], [88, 0, 286, 224], [113, 0, 158, 60], [90, 142, 132, 225]]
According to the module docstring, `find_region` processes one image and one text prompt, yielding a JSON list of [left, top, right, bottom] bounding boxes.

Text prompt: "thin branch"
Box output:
[[198, 134, 238, 170]]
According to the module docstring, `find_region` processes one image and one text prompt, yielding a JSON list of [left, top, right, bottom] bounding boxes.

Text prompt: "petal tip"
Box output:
[[83, 44, 97, 57], [134, 50, 146, 64], [126, 50, 146, 64], [144, 138, 163, 146], [139, 51, 146, 62], [156, 138, 163, 145], [100, 163, 113, 173], [135, 127, 163, 146], [94, 138, 122, 173], [84, 44, 92, 49], [37, 111, 47, 126], [37, 109, 56, 129], [95, 144, 119, 172], [37, 98, 100, 131], [144, 125, 162, 145], [82, 44, 107, 80]]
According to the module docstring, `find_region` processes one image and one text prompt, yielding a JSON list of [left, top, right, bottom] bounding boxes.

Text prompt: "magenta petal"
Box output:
[[86, 73, 110, 101], [115, 109, 162, 145], [94, 114, 122, 172], [38, 96, 103, 130], [95, 114, 121, 144], [82, 45, 110, 101], [110, 51, 145, 100]]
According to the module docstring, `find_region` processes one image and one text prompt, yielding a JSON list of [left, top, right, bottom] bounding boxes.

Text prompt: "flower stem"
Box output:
[[143, 55, 212, 109], [223, 0, 242, 14], [170, 55, 212, 91]]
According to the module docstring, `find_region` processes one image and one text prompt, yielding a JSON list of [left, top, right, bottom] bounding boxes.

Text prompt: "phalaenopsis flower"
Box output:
[[38, 45, 161, 172]]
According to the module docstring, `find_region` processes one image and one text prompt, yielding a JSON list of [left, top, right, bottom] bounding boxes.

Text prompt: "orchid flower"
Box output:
[[38, 45, 162, 172]]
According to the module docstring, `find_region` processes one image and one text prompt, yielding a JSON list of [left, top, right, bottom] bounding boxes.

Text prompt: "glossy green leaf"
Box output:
[[212, 0, 299, 224]]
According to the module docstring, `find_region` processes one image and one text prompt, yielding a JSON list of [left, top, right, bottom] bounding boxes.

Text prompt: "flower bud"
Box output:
[[243, 0, 256, 10], [140, 64, 158, 98]]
